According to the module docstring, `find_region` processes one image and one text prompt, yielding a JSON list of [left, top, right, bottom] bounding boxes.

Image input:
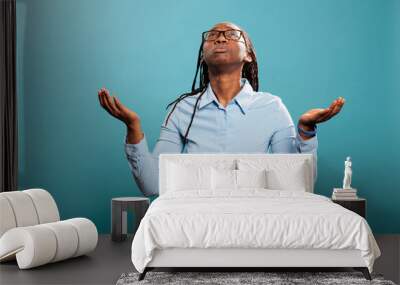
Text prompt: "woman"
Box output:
[[98, 22, 345, 197]]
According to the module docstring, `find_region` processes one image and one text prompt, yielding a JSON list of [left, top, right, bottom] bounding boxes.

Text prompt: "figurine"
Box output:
[[342, 156, 352, 189]]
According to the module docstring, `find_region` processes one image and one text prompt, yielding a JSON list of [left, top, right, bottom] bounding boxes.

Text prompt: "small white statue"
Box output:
[[342, 156, 352, 189]]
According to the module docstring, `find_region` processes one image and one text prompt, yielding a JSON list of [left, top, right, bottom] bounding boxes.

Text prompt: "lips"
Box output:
[[213, 47, 228, 53]]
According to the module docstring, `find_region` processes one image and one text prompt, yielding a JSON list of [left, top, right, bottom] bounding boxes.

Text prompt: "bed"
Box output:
[[131, 153, 381, 281]]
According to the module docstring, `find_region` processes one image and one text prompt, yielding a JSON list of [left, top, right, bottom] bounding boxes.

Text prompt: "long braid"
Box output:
[[241, 28, 259, 92], [182, 88, 207, 145], [192, 41, 205, 92], [164, 25, 259, 150], [164, 41, 207, 127]]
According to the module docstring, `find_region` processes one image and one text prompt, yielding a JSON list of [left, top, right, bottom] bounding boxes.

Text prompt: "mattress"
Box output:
[[131, 189, 381, 273]]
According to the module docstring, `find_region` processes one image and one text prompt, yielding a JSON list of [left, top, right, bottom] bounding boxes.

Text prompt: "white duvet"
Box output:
[[131, 189, 381, 273]]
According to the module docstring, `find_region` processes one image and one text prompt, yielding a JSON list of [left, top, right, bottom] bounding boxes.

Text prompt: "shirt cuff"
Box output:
[[296, 132, 318, 153], [124, 133, 149, 157]]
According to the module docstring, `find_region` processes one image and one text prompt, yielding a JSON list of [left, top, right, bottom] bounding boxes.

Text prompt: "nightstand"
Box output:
[[332, 197, 366, 218], [111, 197, 150, 242]]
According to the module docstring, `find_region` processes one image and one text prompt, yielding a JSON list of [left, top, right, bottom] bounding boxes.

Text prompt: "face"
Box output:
[[202, 22, 252, 68]]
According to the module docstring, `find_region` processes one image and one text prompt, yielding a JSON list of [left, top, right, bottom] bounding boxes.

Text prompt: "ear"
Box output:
[[244, 52, 252, 63]]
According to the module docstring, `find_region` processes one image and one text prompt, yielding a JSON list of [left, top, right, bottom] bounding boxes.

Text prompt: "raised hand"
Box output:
[[299, 97, 345, 130], [97, 87, 140, 128]]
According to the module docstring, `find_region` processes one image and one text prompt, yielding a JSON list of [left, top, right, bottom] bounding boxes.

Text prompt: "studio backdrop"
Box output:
[[15, 0, 400, 233]]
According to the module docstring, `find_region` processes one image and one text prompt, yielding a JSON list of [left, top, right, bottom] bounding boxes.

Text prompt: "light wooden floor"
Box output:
[[0, 234, 399, 285]]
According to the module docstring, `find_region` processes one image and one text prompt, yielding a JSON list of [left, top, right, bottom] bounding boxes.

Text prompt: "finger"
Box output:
[[100, 95, 118, 118], [329, 98, 345, 114], [98, 91, 107, 108], [331, 98, 342, 109], [330, 102, 344, 117], [101, 100, 118, 119], [100, 87, 111, 99], [101, 89, 112, 97], [314, 98, 345, 123], [99, 90, 108, 107], [327, 99, 338, 110], [98, 88, 114, 111], [100, 89, 115, 110], [99, 87, 107, 95], [316, 108, 335, 123], [105, 94, 121, 116], [100, 92, 119, 118], [320, 98, 342, 119], [331, 97, 344, 107], [320, 100, 345, 122], [313, 109, 331, 123], [113, 96, 124, 110], [98, 90, 103, 106], [319, 106, 333, 117], [316, 112, 333, 123], [335, 97, 345, 108]]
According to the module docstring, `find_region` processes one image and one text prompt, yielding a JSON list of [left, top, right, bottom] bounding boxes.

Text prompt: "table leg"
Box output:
[[111, 201, 126, 241], [122, 209, 127, 237]]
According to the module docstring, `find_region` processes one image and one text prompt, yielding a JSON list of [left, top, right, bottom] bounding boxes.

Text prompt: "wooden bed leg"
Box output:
[[354, 267, 372, 280], [138, 267, 148, 281]]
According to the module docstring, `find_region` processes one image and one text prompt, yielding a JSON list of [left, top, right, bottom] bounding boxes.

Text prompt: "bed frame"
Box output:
[[139, 248, 371, 280], [137, 154, 372, 281]]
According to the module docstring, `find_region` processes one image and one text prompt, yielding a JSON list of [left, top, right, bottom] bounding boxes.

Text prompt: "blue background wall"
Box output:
[[16, 0, 400, 234]]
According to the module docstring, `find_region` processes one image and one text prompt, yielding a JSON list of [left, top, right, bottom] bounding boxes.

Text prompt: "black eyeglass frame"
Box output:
[[201, 29, 245, 43]]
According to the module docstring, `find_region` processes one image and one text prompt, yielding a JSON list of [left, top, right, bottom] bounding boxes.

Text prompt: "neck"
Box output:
[[208, 68, 243, 107]]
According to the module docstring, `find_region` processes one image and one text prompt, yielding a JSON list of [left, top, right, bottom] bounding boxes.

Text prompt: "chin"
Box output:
[[208, 56, 234, 66]]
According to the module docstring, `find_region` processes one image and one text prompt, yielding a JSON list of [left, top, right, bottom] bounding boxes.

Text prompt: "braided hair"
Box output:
[[164, 25, 259, 149]]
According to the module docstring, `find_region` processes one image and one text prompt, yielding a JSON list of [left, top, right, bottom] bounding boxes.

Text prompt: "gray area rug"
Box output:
[[116, 271, 396, 285]]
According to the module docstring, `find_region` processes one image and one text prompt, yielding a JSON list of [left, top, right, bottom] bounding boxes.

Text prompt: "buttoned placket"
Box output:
[[215, 101, 236, 152], [225, 102, 237, 152], [214, 101, 225, 152]]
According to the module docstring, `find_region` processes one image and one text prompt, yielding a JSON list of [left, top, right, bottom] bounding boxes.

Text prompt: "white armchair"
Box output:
[[0, 188, 98, 269]]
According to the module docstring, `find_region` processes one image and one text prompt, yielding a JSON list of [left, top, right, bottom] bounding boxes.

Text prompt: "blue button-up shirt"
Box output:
[[125, 78, 318, 196]]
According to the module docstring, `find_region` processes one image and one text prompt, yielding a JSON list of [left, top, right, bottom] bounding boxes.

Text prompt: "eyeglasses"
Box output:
[[202, 29, 244, 42]]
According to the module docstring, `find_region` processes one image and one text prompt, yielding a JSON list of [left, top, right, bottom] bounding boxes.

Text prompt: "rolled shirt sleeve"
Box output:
[[124, 108, 183, 197], [269, 98, 318, 183]]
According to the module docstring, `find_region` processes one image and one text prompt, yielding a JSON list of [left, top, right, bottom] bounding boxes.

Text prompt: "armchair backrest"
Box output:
[[0, 189, 60, 238]]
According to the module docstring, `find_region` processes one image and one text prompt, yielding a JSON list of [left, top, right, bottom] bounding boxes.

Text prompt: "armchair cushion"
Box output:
[[0, 218, 97, 269], [0, 189, 98, 269]]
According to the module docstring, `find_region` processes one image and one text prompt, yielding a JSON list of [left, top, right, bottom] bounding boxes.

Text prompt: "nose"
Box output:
[[215, 32, 227, 44]]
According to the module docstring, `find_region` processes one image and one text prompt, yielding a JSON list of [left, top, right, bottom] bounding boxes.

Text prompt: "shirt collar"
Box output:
[[197, 78, 254, 114]]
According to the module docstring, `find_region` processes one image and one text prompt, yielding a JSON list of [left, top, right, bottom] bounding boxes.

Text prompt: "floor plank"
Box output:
[[0, 234, 398, 285]]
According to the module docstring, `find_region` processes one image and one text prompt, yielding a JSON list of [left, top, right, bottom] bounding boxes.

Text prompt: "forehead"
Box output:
[[210, 23, 241, 31]]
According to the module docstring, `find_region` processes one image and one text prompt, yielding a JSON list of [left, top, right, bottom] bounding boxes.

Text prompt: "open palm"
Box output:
[[97, 87, 140, 127], [299, 97, 345, 127]]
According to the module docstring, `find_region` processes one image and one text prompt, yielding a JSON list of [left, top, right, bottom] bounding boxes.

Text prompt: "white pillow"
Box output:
[[167, 162, 212, 191], [237, 159, 310, 191], [211, 168, 237, 190], [265, 164, 308, 191], [211, 168, 268, 190], [236, 169, 268, 189]]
